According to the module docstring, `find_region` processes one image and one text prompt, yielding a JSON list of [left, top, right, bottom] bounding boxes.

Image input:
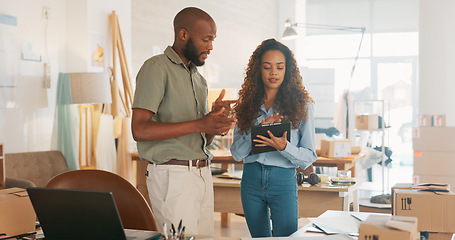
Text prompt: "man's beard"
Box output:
[[183, 38, 205, 66]]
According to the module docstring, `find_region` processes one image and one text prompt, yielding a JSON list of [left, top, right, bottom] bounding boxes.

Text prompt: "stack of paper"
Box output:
[[241, 234, 354, 240], [217, 171, 243, 180]]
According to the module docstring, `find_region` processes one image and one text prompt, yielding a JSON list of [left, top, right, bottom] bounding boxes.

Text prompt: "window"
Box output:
[[296, 0, 418, 191]]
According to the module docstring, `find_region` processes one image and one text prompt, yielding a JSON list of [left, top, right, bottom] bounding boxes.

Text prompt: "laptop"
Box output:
[[26, 187, 161, 240]]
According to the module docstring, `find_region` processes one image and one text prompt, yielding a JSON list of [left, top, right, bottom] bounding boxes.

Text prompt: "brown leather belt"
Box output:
[[160, 159, 210, 168]]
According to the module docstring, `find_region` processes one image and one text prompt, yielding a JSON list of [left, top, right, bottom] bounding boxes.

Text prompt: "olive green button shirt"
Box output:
[[132, 46, 212, 164]]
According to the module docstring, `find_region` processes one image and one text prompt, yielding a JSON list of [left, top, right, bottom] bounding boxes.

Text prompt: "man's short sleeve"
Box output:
[[132, 58, 166, 113]]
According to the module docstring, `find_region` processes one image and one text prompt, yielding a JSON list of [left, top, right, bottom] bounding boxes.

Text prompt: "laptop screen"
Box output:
[[27, 187, 158, 240]]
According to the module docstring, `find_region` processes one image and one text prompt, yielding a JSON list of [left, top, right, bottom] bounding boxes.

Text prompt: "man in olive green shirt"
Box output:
[[131, 7, 236, 236]]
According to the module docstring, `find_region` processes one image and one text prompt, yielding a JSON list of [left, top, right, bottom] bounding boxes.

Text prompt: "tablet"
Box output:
[[251, 122, 291, 154]]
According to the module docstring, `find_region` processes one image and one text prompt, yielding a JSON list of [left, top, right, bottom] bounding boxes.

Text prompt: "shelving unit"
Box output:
[[354, 100, 389, 193]]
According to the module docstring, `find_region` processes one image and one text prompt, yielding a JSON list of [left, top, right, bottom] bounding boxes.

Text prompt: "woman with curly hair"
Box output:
[[230, 38, 317, 237]]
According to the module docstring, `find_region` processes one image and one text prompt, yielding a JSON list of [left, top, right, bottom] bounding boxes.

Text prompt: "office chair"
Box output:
[[46, 169, 158, 231]]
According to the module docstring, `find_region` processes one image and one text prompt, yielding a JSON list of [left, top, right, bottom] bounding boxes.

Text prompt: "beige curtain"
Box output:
[[96, 114, 117, 172]]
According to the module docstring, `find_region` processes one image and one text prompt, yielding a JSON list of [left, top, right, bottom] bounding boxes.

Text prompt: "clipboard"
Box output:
[[251, 122, 291, 154]]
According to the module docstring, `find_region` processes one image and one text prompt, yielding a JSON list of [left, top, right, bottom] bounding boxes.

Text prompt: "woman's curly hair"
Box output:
[[232, 38, 314, 134]]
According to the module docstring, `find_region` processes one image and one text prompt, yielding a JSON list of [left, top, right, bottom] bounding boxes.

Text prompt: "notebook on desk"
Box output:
[[27, 187, 161, 240]]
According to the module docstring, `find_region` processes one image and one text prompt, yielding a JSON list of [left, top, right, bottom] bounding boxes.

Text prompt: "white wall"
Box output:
[[419, 0, 455, 126], [306, 0, 418, 34], [0, 0, 131, 153], [1, 0, 297, 154], [0, 0, 66, 153], [131, 0, 280, 90]]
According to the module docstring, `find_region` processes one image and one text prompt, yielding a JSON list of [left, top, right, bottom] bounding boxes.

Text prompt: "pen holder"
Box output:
[[162, 220, 186, 240], [160, 234, 187, 240], [166, 236, 186, 240]]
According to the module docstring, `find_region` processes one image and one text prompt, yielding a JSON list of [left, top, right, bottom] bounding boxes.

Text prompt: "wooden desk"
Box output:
[[132, 151, 363, 177], [214, 176, 361, 227], [131, 151, 363, 228], [210, 150, 364, 177], [313, 155, 364, 177]]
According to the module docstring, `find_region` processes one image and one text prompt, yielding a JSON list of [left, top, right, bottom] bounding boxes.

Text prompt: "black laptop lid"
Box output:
[[27, 187, 127, 240]]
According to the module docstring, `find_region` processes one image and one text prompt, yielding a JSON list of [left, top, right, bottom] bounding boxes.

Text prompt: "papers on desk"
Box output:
[[241, 234, 354, 239], [240, 211, 382, 239], [306, 210, 390, 236], [253, 211, 391, 240], [209, 149, 232, 156], [299, 236, 354, 240], [217, 171, 243, 180], [308, 215, 360, 236], [349, 211, 385, 222], [359, 198, 391, 209]]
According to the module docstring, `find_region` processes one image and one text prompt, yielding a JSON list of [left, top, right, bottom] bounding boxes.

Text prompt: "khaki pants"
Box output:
[[146, 163, 214, 236]]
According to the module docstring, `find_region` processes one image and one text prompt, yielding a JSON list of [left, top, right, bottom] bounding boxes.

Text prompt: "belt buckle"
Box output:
[[196, 159, 209, 169]]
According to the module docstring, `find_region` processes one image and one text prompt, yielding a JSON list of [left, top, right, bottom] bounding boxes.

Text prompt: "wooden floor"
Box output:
[[213, 213, 250, 239], [213, 213, 311, 239]]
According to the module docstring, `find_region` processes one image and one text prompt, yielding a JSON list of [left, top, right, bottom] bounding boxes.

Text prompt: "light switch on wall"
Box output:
[[42, 7, 50, 19]]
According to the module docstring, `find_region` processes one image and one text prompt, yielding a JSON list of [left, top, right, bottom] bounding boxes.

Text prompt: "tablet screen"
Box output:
[[251, 122, 291, 154]]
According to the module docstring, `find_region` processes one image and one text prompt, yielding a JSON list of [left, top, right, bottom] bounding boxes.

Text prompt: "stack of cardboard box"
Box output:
[[418, 114, 446, 127], [392, 183, 455, 240], [413, 126, 455, 192]]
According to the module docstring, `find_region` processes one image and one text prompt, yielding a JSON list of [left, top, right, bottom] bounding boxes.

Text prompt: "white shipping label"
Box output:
[[333, 142, 351, 157]]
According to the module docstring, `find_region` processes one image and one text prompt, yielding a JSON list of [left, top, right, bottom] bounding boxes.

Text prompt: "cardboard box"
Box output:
[[418, 114, 447, 127], [426, 232, 455, 240], [0, 188, 36, 236], [392, 185, 455, 233], [433, 115, 446, 127], [413, 127, 455, 152], [391, 183, 450, 214], [419, 114, 433, 127], [320, 139, 351, 158], [359, 215, 419, 240], [413, 150, 455, 192], [356, 114, 379, 130], [413, 151, 455, 176], [414, 175, 455, 193]]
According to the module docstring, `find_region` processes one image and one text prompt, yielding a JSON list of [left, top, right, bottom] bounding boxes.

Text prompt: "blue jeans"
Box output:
[[241, 162, 298, 237]]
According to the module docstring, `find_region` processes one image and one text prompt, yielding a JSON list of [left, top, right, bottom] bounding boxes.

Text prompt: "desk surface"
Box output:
[[209, 150, 364, 177], [131, 150, 363, 165], [291, 210, 390, 238], [209, 149, 363, 163], [238, 211, 383, 239], [213, 176, 361, 193]]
